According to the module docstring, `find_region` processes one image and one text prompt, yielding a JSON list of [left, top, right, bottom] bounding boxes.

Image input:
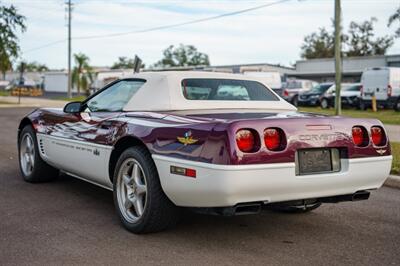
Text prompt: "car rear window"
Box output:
[[182, 78, 279, 101]]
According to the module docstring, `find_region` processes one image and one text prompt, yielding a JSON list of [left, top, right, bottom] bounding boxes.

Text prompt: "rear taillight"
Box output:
[[264, 128, 285, 151], [283, 89, 289, 97], [388, 84, 392, 97], [236, 129, 256, 152], [371, 126, 386, 146], [352, 126, 369, 147]]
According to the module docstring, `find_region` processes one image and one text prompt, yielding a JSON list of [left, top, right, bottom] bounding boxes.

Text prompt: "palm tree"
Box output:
[[72, 53, 93, 96]]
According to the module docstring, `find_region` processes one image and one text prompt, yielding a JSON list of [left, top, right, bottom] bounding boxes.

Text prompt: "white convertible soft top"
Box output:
[[123, 71, 297, 112]]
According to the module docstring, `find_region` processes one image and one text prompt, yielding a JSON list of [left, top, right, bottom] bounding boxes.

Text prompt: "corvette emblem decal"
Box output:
[[177, 131, 198, 145], [376, 149, 386, 155]]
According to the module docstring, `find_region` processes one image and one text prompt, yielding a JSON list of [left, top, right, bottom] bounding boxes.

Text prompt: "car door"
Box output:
[[41, 79, 145, 188]]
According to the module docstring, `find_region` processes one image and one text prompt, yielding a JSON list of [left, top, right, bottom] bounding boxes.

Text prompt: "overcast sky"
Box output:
[[4, 0, 400, 69]]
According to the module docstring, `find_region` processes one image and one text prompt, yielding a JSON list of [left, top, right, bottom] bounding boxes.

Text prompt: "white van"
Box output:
[[360, 67, 400, 111], [243, 71, 282, 95]]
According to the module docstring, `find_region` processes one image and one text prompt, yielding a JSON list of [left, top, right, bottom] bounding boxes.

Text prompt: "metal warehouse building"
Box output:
[[182, 54, 400, 83]]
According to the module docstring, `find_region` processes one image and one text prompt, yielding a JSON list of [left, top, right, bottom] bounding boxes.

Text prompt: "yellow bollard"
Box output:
[[372, 95, 377, 112]]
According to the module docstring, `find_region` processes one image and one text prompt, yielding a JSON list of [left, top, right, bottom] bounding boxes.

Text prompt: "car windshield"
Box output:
[[309, 84, 332, 93], [182, 78, 279, 101], [327, 84, 350, 93], [327, 84, 361, 94], [345, 85, 362, 91], [86, 80, 145, 112]]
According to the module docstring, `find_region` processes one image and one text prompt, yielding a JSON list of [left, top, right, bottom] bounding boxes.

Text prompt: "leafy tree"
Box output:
[[300, 27, 335, 59], [346, 18, 393, 56], [154, 44, 210, 67], [111, 57, 134, 69], [0, 3, 26, 79], [0, 54, 12, 79], [301, 17, 393, 59], [16, 61, 49, 72], [111, 56, 145, 69], [388, 6, 400, 38], [72, 53, 93, 96]]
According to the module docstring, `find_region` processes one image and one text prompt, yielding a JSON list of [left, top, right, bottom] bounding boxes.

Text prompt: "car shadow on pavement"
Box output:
[[56, 172, 327, 239]]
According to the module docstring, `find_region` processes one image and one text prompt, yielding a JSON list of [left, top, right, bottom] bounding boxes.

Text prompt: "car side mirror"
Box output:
[[63, 101, 82, 113]]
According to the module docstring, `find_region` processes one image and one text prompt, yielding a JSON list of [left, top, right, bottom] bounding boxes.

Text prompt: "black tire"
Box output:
[[359, 101, 367, 110], [291, 95, 299, 107], [18, 125, 59, 182], [113, 146, 180, 234], [269, 202, 321, 213], [394, 98, 400, 112], [320, 98, 329, 109]]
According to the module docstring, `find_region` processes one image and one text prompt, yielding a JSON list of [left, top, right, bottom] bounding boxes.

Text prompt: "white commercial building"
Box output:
[[43, 72, 68, 93]]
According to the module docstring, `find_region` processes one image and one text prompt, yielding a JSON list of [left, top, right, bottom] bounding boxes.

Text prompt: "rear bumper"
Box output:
[[282, 96, 293, 102], [153, 155, 392, 207]]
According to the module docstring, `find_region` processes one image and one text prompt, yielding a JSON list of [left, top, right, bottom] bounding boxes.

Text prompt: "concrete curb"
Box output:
[[0, 104, 41, 108], [384, 175, 400, 189]]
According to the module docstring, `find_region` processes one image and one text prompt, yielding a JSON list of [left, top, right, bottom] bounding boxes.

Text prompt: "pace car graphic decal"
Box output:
[[177, 131, 198, 145]]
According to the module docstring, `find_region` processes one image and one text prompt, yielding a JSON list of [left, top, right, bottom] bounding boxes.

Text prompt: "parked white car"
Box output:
[[360, 67, 400, 111], [320, 83, 362, 109]]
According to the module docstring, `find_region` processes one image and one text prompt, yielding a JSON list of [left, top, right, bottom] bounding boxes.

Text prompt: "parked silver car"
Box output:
[[282, 79, 318, 106]]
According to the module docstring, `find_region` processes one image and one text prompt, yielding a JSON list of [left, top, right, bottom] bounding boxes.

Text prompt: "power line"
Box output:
[[22, 0, 291, 53], [23, 39, 66, 53], [75, 0, 291, 40]]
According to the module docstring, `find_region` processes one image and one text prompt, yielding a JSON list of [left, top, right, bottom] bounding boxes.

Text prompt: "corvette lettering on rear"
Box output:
[[298, 134, 346, 141]]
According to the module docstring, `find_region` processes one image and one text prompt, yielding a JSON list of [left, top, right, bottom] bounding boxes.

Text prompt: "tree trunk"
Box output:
[[77, 74, 81, 96]]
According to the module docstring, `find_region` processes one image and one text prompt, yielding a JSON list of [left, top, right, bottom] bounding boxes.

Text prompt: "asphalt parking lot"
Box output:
[[1, 107, 399, 266]]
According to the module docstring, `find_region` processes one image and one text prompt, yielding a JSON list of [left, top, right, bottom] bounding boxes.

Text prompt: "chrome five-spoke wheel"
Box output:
[[116, 158, 147, 223], [18, 125, 58, 182], [113, 146, 179, 233], [20, 133, 35, 176]]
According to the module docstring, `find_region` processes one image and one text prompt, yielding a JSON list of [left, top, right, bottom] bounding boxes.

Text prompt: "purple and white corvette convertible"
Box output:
[[18, 71, 392, 233]]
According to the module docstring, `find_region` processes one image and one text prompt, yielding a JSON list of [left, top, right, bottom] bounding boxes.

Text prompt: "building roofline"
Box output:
[[207, 62, 295, 70], [296, 54, 400, 64]]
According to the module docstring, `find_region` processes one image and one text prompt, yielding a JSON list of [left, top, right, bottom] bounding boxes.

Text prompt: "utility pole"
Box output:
[[67, 0, 72, 99], [18, 61, 25, 105], [334, 0, 342, 115]]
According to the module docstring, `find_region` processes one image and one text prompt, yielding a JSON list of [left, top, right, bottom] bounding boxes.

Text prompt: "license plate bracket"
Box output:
[[296, 148, 341, 176]]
